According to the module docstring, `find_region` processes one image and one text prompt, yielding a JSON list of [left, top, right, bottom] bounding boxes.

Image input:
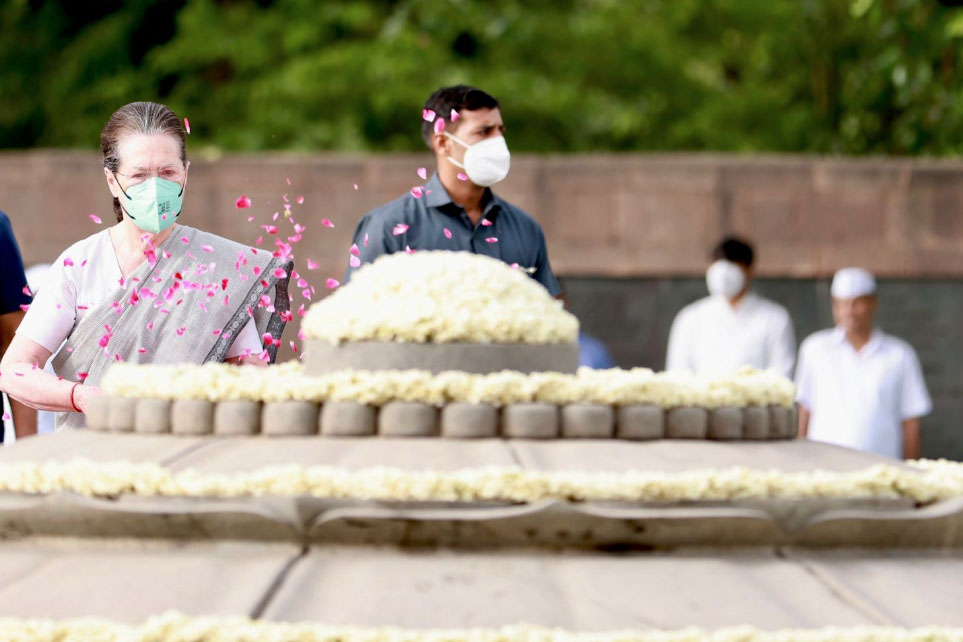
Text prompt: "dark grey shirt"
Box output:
[[345, 173, 560, 295]]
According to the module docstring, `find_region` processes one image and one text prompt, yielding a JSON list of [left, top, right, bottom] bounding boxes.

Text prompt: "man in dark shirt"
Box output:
[[0, 211, 37, 439], [346, 85, 560, 295]]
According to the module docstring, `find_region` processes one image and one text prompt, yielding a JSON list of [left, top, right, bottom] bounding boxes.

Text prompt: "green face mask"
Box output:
[[116, 176, 184, 234]]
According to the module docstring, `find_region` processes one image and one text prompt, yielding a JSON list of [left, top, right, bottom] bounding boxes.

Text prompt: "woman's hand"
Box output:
[[74, 384, 105, 414]]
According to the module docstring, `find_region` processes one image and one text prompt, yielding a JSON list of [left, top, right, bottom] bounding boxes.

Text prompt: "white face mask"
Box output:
[[706, 260, 746, 299], [444, 132, 511, 187]]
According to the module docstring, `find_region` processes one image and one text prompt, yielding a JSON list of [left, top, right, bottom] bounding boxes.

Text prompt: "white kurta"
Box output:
[[795, 327, 932, 459], [665, 292, 796, 378]]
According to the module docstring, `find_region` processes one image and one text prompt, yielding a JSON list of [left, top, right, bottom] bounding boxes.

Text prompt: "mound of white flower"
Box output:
[[302, 251, 578, 344]]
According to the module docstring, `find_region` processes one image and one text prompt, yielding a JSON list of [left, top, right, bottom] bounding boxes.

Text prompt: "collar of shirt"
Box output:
[[424, 173, 503, 227], [832, 325, 884, 357], [707, 291, 760, 316]]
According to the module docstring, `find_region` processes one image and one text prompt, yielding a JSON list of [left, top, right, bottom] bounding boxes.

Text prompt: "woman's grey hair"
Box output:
[[101, 101, 187, 222]]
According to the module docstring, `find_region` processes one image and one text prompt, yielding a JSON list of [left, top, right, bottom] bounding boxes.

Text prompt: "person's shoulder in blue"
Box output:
[[346, 85, 559, 296], [0, 211, 31, 315], [578, 331, 616, 369]]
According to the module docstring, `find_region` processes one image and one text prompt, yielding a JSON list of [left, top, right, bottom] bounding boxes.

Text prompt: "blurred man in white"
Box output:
[[666, 237, 795, 378], [795, 268, 931, 459]]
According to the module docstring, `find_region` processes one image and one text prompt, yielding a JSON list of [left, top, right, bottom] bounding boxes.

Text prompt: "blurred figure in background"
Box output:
[[579, 332, 616, 370], [795, 268, 931, 460], [0, 210, 38, 439], [666, 237, 795, 378]]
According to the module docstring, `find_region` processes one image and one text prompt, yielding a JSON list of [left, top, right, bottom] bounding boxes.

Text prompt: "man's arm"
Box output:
[[769, 309, 797, 379], [0, 311, 37, 438], [901, 417, 921, 460]]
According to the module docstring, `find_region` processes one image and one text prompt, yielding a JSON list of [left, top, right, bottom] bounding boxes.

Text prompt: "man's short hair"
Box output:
[[422, 85, 500, 149], [712, 237, 755, 268]]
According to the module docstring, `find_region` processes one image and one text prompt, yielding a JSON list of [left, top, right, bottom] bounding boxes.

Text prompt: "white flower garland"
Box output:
[[1, 459, 961, 504], [100, 363, 796, 408], [0, 613, 960, 642], [302, 251, 579, 345]]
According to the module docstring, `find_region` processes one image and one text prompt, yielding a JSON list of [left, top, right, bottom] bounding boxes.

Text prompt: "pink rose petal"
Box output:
[[63, 257, 74, 267], [273, 267, 287, 278], [262, 333, 275, 347], [321, 219, 334, 228], [181, 236, 190, 245], [457, 172, 468, 181], [410, 186, 423, 199], [77, 372, 89, 381], [349, 255, 361, 268], [88, 214, 102, 225], [183, 117, 191, 134], [433, 118, 445, 134], [1, 412, 9, 422], [363, 233, 369, 247], [485, 237, 498, 243], [349, 243, 360, 256], [235, 195, 252, 209], [444, 228, 452, 239], [138, 347, 147, 354], [353, 183, 359, 190], [176, 326, 186, 337], [416, 167, 427, 180], [306, 259, 319, 270], [405, 245, 415, 254], [422, 108, 436, 122], [21, 286, 31, 296], [297, 278, 308, 288], [481, 218, 493, 227], [450, 109, 460, 122], [392, 223, 409, 236], [201, 244, 213, 253], [19, 304, 29, 312], [296, 195, 304, 205], [325, 278, 340, 289]]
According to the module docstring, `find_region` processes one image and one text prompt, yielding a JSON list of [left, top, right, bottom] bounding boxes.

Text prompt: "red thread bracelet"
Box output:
[[69, 383, 82, 413]]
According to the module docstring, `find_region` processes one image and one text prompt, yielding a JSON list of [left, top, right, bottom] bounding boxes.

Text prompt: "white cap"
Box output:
[[831, 267, 876, 299]]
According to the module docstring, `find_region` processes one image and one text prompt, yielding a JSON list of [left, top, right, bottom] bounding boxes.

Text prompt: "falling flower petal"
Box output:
[[21, 286, 31, 297], [77, 372, 89, 381], [410, 186, 423, 199], [63, 257, 74, 267], [297, 278, 308, 288], [88, 214, 102, 225], [183, 117, 191, 134], [235, 195, 252, 209], [416, 167, 427, 180], [405, 245, 415, 254], [273, 267, 287, 279], [201, 244, 213, 253], [353, 183, 359, 190], [444, 228, 452, 239], [485, 237, 498, 243], [349, 243, 360, 256], [296, 195, 304, 205], [433, 118, 446, 134], [481, 218, 493, 227], [176, 326, 186, 337], [306, 259, 319, 270], [457, 172, 468, 181], [450, 109, 460, 122], [392, 223, 409, 236], [0, 412, 8, 422], [325, 278, 340, 289], [261, 225, 278, 235], [262, 333, 275, 347], [138, 347, 147, 354], [181, 236, 190, 245], [349, 255, 361, 268], [422, 108, 436, 122], [321, 219, 335, 228], [363, 233, 369, 247], [19, 304, 29, 312]]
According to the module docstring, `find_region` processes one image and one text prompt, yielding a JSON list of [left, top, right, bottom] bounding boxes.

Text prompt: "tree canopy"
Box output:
[[3, 0, 963, 155]]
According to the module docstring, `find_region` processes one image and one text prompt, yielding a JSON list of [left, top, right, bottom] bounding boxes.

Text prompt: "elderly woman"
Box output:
[[0, 101, 292, 429]]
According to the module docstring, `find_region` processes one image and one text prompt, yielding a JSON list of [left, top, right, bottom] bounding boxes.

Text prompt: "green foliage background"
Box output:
[[3, 0, 963, 154]]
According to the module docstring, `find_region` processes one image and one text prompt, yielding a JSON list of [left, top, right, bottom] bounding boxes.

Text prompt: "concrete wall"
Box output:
[[1, 151, 961, 457]]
